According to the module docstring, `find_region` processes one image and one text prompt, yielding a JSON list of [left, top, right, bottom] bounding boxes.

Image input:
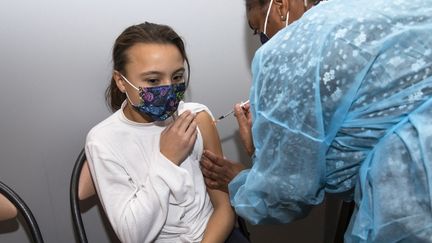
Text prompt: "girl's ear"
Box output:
[[113, 71, 126, 93], [274, 0, 290, 21]]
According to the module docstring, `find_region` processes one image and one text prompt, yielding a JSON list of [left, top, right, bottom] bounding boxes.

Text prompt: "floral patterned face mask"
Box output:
[[119, 73, 186, 121]]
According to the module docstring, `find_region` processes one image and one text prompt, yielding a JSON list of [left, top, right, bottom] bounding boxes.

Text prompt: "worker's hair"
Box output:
[[245, 0, 321, 10]]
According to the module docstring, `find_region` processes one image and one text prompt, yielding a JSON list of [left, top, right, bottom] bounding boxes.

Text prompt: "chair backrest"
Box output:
[[0, 181, 44, 243], [236, 216, 250, 241], [70, 148, 95, 243]]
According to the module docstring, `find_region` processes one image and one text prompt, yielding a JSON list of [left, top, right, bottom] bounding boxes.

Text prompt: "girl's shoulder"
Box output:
[[86, 109, 135, 144], [178, 101, 214, 120]]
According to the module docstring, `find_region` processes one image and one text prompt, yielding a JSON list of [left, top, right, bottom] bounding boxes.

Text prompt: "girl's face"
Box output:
[[115, 43, 186, 108]]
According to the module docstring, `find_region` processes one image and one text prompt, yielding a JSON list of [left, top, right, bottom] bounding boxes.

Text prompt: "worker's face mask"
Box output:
[[119, 73, 186, 121], [261, 0, 290, 45]]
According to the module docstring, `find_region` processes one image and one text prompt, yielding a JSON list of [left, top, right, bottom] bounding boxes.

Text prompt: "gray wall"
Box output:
[[0, 0, 336, 242]]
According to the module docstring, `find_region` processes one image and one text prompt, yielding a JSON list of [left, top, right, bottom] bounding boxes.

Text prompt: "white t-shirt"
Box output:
[[85, 101, 214, 243]]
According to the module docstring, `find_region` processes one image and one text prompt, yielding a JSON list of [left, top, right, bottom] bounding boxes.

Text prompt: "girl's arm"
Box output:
[[196, 111, 235, 243], [85, 139, 195, 243]]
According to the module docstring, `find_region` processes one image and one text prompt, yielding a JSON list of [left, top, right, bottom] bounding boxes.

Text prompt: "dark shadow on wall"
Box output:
[[244, 196, 346, 243], [0, 217, 19, 234], [244, 21, 261, 67], [96, 200, 121, 243], [0, 213, 39, 242], [73, 196, 120, 243], [246, 203, 326, 243], [220, 132, 252, 167], [324, 195, 344, 243]]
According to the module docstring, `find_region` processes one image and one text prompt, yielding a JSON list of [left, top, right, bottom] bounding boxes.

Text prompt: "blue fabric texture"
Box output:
[[228, 0, 432, 241]]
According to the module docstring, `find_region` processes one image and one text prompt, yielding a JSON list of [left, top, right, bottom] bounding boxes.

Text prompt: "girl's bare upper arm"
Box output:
[[195, 111, 223, 156], [195, 111, 230, 205]]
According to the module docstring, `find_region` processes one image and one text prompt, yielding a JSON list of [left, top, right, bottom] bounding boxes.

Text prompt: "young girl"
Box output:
[[85, 22, 236, 243]]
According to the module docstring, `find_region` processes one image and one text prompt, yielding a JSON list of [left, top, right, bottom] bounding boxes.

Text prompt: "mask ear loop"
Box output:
[[118, 72, 140, 106], [285, 0, 307, 28], [124, 91, 138, 107], [172, 110, 179, 121], [263, 0, 274, 36], [118, 73, 139, 91], [171, 83, 186, 121], [284, 0, 291, 27]]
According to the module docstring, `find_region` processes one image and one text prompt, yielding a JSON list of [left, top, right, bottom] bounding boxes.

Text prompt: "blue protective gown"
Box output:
[[228, 0, 432, 241]]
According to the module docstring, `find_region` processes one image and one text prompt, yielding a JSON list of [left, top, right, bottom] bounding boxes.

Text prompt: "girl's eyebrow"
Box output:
[[139, 71, 163, 77], [138, 67, 185, 77], [173, 67, 185, 74]]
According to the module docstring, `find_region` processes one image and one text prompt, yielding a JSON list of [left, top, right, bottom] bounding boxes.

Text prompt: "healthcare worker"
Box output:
[[200, 0, 432, 241]]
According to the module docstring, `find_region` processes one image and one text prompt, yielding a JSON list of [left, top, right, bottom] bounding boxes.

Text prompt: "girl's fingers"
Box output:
[[171, 110, 191, 130]]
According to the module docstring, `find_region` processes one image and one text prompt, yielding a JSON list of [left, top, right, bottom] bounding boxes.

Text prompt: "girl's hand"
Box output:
[[160, 111, 197, 165], [234, 102, 255, 157]]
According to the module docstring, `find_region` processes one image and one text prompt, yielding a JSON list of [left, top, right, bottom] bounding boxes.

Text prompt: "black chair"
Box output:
[[0, 180, 44, 243], [237, 216, 250, 240], [70, 148, 89, 243], [70, 148, 250, 243]]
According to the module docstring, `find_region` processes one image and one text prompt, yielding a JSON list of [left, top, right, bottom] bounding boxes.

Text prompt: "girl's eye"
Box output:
[[146, 79, 160, 85], [145, 78, 160, 86], [173, 74, 184, 82]]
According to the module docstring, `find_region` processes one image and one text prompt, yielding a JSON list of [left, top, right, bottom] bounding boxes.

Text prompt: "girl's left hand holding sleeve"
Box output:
[[160, 110, 197, 165]]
